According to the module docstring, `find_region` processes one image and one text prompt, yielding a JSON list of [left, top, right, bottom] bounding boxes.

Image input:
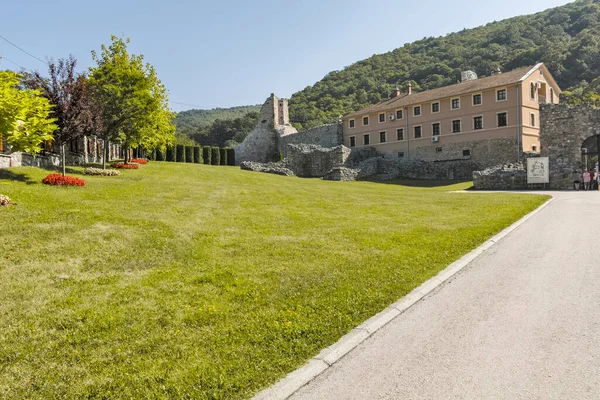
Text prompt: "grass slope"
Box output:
[[0, 164, 548, 399]]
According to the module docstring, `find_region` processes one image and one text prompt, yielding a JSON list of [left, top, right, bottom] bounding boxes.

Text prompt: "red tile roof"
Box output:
[[345, 65, 536, 118]]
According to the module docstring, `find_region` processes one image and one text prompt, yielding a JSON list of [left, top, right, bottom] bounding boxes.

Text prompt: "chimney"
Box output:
[[391, 87, 401, 98], [408, 82, 412, 95], [461, 70, 478, 82]]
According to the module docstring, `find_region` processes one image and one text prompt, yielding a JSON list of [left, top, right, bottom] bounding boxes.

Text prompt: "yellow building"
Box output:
[[343, 63, 561, 160]]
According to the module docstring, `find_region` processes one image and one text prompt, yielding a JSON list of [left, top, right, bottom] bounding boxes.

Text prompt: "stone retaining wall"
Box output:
[[279, 123, 343, 158]]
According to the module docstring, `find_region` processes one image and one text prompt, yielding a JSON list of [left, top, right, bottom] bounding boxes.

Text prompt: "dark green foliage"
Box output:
[[185, 146, 194, 163], [219, 148, 227, 166], [226, 148, 235, 166], [176, 145, 185, 162], [202, 146, 211, 165], [174, 105, 261, 138], [155, 148, 165, 162], [211, 147, 220, 166], [289, 0, 600, 129], [166, 146, 175, 162], [191, 111, 259, 148], [193, 146, 201, 164]]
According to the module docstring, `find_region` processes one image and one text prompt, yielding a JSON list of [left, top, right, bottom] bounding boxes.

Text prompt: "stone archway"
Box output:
[[581, 135, 600, 172]]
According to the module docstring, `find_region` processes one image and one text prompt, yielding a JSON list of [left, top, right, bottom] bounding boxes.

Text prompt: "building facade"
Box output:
[[343, 63, 561, 161]]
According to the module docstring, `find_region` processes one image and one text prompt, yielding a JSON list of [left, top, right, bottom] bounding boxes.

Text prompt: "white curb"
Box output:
[[253, 196, 555, 400]]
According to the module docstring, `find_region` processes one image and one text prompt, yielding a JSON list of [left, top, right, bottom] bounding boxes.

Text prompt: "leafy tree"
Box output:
[[0, 71, 56, 154], [22, 55, 97, 175], [88, 35, 175, 167]]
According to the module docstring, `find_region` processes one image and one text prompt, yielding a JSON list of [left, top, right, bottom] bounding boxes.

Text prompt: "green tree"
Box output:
[[88, 35, 175, 167], [22, 55, 97, 176], [0, 71, 56, 155]]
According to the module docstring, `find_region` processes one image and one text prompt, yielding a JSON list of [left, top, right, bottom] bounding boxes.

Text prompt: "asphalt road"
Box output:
[[291, 192, 600, 400]]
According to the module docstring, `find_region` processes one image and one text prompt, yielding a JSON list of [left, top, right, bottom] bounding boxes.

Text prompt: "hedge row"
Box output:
[[158, 146, 235, 166]]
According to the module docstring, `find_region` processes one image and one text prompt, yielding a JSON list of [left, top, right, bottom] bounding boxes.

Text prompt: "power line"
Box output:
[[0, 56, 27, 70], [0, 33, 48, 65], [0, 34, 200, 109]]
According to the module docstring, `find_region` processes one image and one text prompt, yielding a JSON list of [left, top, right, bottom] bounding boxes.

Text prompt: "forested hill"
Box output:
[[289, 0, 600, 129], [174, 105, 260, 136]]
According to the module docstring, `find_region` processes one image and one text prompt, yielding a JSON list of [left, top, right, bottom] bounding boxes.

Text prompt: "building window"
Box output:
[[363, 134, 370, 145], [396, 128, 404, 141], [473, 94, 482, 106], [436, 147, 443, 153], [363, 116, 369, 126], [473, 116, 483, 130], [432, 102, 440, 113], [463, 149, 471, 157], [530, 83, 536, 100], [398, 151, 405, 158], [497, 112, 508, 127], [451, 98, 460, 110], [349, 136, 356, 147], [349, 119, 355, 128], [380, 131, 386, 143], [532, 145, 538, 152], [550, 88, 554, 103], [432, 123, 440, 136], [497, 89, 507, 101], [414, 126, 422, 138], [452, 120, 461, 133], [379, 113, 385, 123], [530, 113, 536, 127], [413, 106, 421, 116], [396, 109, 403, 120]]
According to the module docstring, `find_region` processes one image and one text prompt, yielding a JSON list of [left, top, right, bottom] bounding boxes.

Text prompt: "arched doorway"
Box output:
[[581, 135, 600, 172]]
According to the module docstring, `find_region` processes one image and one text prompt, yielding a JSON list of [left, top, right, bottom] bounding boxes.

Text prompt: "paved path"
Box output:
[[291, 192, 600, 399]]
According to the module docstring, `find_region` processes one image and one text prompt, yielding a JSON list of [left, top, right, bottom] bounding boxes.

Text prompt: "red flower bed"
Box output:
[[42, 173, 86, 187], [111, 163, 139, 169], [131, 158, 148, 164]]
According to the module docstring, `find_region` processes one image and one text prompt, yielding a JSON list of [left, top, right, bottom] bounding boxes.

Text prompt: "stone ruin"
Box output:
[[472, 104, 600, 190]]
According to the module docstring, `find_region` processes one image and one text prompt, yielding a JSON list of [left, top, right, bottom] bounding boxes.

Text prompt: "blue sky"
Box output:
[[1, 0, 573, 112]]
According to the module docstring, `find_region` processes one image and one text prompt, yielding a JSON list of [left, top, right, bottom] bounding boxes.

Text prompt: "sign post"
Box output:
[[527, 157, 550, 185]]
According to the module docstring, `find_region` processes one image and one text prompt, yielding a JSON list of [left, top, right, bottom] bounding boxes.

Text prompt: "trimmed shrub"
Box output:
[[166, 146, 175, 162], [0, 194, 11, 206], [211, 147, 220, 166], [111, 163, 139, 169], [131, 158, 148, 164], [84, 168, 120, 176], [193, 146, 201, 164], [176, 145, 185, 162], [227, 148, 235, 166], [203, 146, 211, 165], [156, 148, 165, 161], [219, 148, 227, 166], [42, 173, 86, 186], [185, 146, 194, 163]]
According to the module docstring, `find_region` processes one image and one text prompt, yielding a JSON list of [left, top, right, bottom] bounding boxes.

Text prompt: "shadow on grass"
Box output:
[[0, 169, 38, 185], [39, 165, 85, 175], [361, 177, 474, 188]]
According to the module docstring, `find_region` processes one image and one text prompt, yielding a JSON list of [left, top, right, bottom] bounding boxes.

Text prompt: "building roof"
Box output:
[[345, 65, 540, 118]]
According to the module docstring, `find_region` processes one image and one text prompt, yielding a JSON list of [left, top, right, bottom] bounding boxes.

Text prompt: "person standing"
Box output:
[[583, 170, 591, 191]]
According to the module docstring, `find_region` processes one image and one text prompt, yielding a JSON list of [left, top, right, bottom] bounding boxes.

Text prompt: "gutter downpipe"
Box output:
[[516, 84, 522, 164], [405, 107, 410, 160]]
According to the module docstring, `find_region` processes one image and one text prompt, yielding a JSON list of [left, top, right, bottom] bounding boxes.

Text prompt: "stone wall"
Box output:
[[407, 136, 522, 170], [355, 157, 479, 181], [286, 144, 350, 178], [279, 123, 343, 158], [1, 137, 120, 169]]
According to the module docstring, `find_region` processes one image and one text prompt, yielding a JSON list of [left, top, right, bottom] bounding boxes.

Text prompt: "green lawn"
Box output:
[[0, 163, 548, 399]]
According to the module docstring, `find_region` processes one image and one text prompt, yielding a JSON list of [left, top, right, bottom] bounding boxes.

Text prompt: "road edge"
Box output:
[[253, 195, 555, 400]]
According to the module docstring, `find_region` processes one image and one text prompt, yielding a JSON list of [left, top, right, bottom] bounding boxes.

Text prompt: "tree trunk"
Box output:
[[102, 135, 108, 170], [61, 143, 66, 177]]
